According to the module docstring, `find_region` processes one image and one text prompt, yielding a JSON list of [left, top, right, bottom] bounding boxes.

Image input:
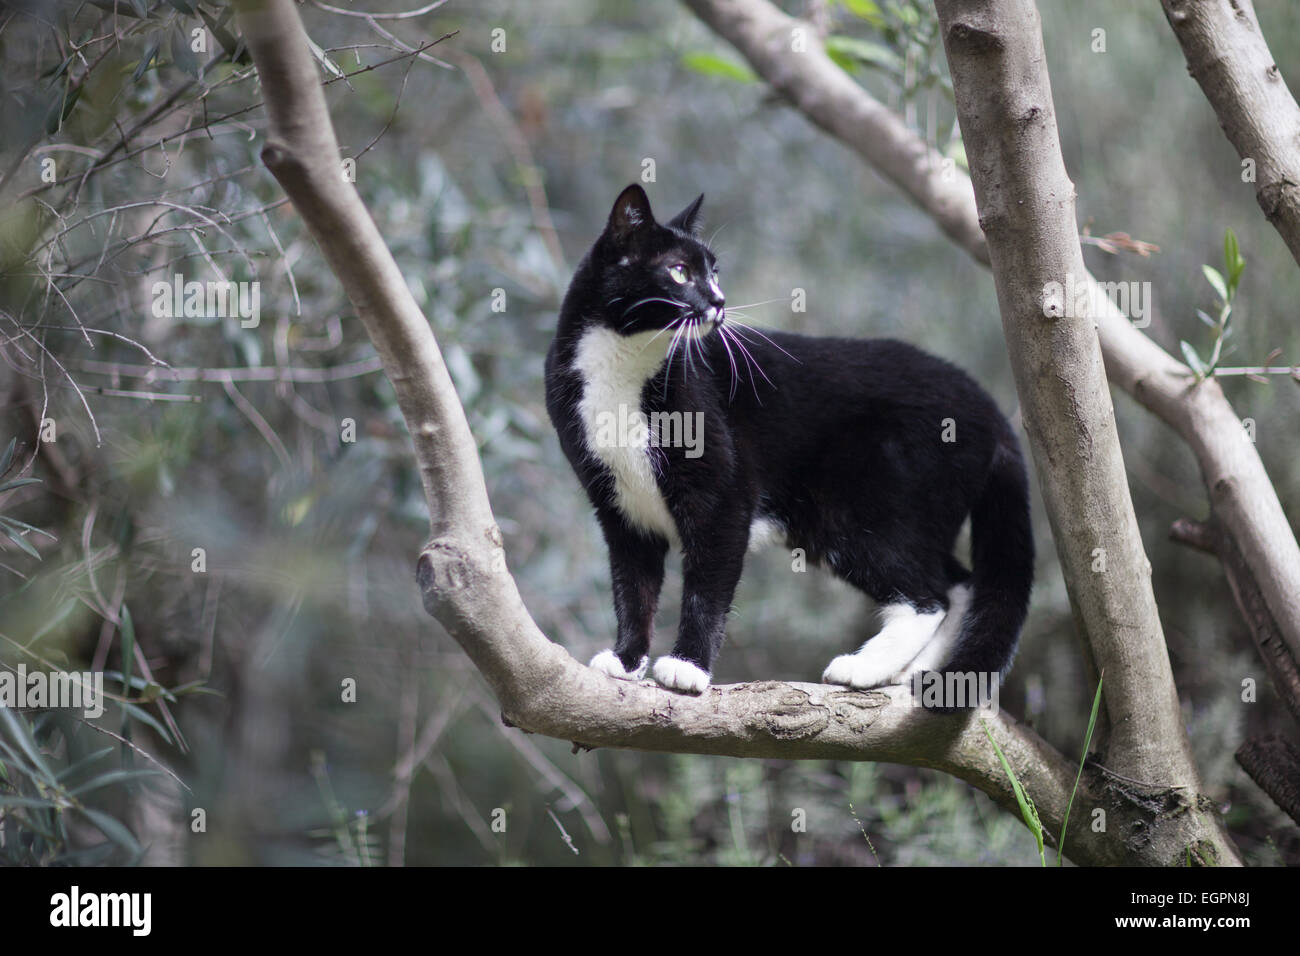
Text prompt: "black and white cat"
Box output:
[[544, 185, 1033, 698]]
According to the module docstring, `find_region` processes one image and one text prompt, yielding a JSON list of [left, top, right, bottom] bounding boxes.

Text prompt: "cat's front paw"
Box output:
[[822, 653, 892, 690], [651, 656, 710, 694], [589, 649, 649, 681]]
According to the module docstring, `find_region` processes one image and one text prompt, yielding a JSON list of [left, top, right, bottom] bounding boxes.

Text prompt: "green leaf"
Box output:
[[56, 746, 115, 782], [79, 807, 143, 858], [840, 0, 886, 26], [1058, 674, 1103, 865], [825, 35, 904, 74], [1195, 308, 1218, 329], [119, 606, 136, 696], [0, 707, 57, 786], [0, 437, 14, 476], [982, 720, 1045, 865], [1180, 339, 1208, 377], [86, 0, 149, 17], [680, 51, 756, 83], [0, 477, 42, 493], [69, 768, 161, 797], [0, 794, 64, 810], [0, 521, 41, 559], [133, 37, 162, 83], [115, 700, 175, 747], [1202, 264, 1227, 303], [1223, 227, 1245, 291], [171, 23, 200, 78], [44, 82, 82, 134], [198, 6, 245, 63], [0, 514, 48, 536]]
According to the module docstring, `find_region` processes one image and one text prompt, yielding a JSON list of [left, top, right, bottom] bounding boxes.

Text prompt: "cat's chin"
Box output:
[[589, 649, 649, 681], [651, 656, 711, 694]]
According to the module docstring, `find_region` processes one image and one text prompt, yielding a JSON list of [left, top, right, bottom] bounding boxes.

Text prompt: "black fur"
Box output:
[[545, 185, 1033, 697]]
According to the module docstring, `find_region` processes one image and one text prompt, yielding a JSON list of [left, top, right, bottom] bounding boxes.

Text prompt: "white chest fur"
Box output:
[[573, 326, 680, 544], [572, 324, 784, 555]]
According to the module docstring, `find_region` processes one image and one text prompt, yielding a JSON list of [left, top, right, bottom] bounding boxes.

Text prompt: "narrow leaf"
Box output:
[[680, 51, 757, 83], [1180, 340, 1208, 377], [1202, 264, 1227, 303]]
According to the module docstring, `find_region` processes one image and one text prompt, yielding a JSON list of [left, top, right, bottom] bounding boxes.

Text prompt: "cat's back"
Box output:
[[724, 329, 1005, 415]]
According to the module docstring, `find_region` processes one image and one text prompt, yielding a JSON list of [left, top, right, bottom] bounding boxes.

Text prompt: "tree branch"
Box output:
[[1160, 0, 1300, 268], [930, 0, 1238, 865], [1235, 734, 1300, 828], [1171, 517, 1300, 725]]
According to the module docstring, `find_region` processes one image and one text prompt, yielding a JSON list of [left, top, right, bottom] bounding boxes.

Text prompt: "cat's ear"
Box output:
[[606, 184, 655, 242], [667, 193, 705, 235]]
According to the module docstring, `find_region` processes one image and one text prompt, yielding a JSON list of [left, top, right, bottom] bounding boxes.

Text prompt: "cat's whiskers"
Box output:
[[633, 316, 686, 357], [687, 317, 713, 375], [661, 322, 690, 401], [620, 296, 689, 332], [718, 323, 774, 399], [723, 317, 801, 364], [714, 319, 741, 401], [722, 297, 788, 312]]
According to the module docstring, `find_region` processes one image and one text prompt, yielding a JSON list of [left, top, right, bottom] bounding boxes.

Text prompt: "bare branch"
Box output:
[[1161, 0, 1300, 268]]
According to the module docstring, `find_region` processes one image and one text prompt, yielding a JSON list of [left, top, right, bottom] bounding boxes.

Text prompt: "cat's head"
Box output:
[[578, 184, 725, 338]]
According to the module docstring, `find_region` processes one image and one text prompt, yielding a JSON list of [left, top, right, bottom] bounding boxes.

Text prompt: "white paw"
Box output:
[[589, 649, 648, 681], [893, 584, 972, 682], [822, 652, 896, 689], [651, 656, 710, 694]]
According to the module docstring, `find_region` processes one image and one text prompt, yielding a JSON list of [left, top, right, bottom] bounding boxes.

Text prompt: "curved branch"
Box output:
[[1161, 0, 1300, 268]]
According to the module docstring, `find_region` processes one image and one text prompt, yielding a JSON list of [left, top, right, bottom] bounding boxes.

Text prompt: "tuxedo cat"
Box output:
[[544, 185, 1033, 697]]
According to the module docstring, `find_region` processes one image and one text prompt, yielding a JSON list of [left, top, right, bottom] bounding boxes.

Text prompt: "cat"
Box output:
[[544, 184, 1033, 701]]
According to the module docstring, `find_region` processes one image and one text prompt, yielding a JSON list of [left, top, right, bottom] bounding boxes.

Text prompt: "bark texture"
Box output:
[[1235, 735, 1300, 828], [1161, 0, 1300, 268]]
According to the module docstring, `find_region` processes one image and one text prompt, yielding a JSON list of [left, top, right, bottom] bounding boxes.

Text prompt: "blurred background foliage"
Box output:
[[0, 0, 1296, 865]]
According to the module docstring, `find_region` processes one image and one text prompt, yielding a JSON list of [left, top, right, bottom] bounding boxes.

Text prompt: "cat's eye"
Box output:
[[668, 264, 689, 284]]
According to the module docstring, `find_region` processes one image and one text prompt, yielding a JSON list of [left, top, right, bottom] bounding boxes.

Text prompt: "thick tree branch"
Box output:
[[1171, 517, 1300, 725], [682, 0, 1300, 715], [931, 0, 1237, 864], [1161, 0, 1300, 268], [231, 0, 1124, 862], [1235, 734, 1300, 828], [685, 0, 988, 262]]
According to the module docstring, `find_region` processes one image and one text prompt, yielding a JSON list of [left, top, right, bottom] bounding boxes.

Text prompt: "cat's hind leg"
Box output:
[[822, 600, 947, 689], [821, 550, 951, 689], [890, 582, 973, 682]]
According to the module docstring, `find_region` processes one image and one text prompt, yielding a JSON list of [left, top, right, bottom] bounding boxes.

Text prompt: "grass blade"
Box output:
[[1058, 673, 1104, 866]]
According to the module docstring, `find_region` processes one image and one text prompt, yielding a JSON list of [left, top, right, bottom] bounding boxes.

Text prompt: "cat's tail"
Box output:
[[940, 432, 1034, 681]]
